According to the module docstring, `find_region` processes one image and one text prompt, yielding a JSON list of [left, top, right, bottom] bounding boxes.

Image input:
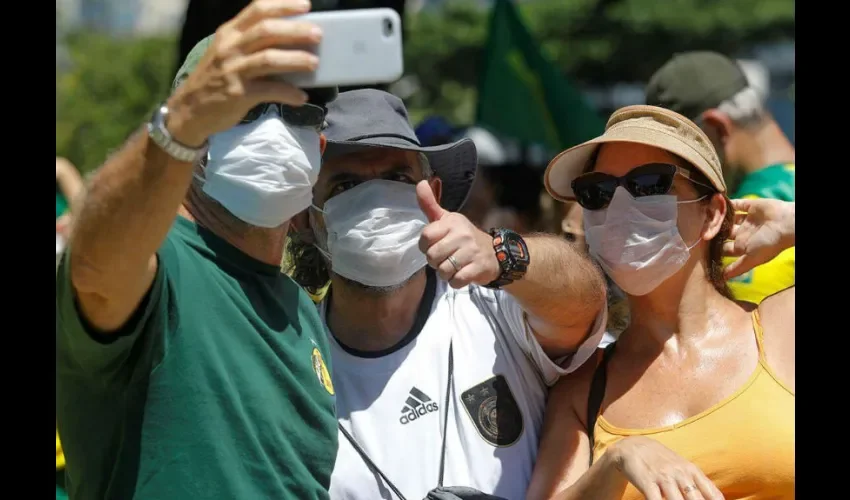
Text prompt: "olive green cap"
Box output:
[[645, 51, 749, 121]]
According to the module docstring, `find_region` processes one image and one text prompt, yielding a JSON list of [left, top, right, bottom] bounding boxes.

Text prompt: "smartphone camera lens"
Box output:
[[382, 18, 393, 37]]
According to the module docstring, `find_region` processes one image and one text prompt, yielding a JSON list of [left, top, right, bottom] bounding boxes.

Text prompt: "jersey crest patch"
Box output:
[[460, 375, 523, 447], [312, 347, 335, 396]]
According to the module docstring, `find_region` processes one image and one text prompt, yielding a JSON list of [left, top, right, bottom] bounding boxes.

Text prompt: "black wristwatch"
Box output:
[[484, 228, 530, 289]]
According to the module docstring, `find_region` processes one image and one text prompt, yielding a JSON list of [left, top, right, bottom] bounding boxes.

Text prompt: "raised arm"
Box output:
[[416, 181, 606, 358], [69, 128, 194, 332], [502, 234, 605, 357], [67, 0, 321, 332]]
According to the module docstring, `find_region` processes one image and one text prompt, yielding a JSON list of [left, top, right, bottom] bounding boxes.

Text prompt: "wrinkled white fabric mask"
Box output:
[[312, 179, 429, 288], [584, 187, 704, 296], [200, 109, 321, 228]]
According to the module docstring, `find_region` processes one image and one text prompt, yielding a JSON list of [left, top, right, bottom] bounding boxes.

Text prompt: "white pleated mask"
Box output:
[[312, 179, 429, 288], [200, 110, 321, 228], [584, 187, 704, 296]]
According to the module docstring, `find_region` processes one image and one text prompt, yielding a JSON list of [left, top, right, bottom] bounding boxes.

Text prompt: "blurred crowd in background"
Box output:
[[56, 0, 794, 498]]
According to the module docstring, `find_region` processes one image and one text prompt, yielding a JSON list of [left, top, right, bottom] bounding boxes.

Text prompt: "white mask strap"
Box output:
[[685, 235, 703, 251], [314, 244, 332, 261], [307, 205, 332, 260], [192, 153, 211, 186], [683, 194, 710, 249]]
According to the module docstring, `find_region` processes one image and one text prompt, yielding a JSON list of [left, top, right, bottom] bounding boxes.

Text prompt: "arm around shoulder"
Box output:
[[504, 234, 607, 359], [526, 360, 631, 500]]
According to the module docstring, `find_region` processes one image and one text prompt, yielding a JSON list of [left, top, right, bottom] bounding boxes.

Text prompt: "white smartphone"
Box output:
[[283, 8, 404, 89]]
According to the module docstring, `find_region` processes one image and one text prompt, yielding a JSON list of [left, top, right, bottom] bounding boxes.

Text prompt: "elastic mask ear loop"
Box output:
[[685, 235, 703, 251], [678, 194, 709, 249], [315, 245, 332, 261], [308, 204, 333, 261], [193, 153, 210, 185]]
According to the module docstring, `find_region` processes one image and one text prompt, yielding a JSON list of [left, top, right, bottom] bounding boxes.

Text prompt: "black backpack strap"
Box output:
[[586, 343, 617, 466]]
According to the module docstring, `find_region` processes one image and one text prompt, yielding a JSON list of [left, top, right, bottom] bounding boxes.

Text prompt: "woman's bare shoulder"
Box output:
[[757, 286, 795, 336], [554, 348, 606, 428], [755, 286, 795, 391]]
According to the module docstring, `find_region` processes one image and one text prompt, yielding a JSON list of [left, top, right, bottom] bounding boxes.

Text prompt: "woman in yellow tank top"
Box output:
[[529, 106, 794, 500]]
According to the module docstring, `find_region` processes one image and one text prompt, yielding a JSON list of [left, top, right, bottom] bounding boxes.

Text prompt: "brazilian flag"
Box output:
[[476, 0, 604, 151]]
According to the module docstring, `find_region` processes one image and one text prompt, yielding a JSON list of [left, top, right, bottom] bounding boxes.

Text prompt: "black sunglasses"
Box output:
[[241, 102, 327, 130], [571, 163, 712, 211]]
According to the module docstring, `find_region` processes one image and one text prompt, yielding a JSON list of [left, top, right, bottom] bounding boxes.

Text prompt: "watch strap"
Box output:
[[146, 103, 208, 163], [484, 228, 530, 289]]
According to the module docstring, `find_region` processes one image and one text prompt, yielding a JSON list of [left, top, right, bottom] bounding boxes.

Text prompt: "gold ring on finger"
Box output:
[[682, 484, 698, 494], [446, 255, 461, 272]]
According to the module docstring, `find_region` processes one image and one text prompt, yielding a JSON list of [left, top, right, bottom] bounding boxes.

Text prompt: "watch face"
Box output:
[[491, 229, 529, 285], [501, 231, 528, 266], [508, 238, 527, 263]]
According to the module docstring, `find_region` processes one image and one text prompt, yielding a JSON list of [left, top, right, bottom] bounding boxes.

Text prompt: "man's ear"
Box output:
[[319, 133, 327, 155], [291, 209, 311, 234], [700, 109, 733, 145], [428, 176, 443, 207]]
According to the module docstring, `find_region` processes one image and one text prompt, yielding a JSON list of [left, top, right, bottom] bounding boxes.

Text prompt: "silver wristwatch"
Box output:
[[146, 103, 208, 163]]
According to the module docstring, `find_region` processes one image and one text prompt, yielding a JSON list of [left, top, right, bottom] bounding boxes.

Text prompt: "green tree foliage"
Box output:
[[56, 33, 176, 175], [55, 0, 793, 172], [404, 0, 794, 125]]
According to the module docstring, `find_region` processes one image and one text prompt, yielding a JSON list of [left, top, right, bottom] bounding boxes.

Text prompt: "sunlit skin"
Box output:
[[585, 143, 761, 426], [525, 142, 795, 499]]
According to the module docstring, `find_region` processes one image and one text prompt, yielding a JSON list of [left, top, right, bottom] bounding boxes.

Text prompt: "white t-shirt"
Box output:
[[322, 277, 607, 500]]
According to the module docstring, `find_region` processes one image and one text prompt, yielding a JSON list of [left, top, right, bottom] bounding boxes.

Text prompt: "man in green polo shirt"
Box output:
[[646, 51, 795, 304], [56, 2, 339, 498]]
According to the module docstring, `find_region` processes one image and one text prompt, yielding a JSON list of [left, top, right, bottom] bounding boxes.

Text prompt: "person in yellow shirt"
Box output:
[[646, 51, 794, 304], [723, 165, 794, 302]]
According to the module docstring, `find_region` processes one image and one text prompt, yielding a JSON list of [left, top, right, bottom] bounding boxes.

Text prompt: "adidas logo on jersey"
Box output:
[[399, 387, 439, 425]]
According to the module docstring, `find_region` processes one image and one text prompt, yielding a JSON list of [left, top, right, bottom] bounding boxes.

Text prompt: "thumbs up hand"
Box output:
[[416, 181, 502, 289]]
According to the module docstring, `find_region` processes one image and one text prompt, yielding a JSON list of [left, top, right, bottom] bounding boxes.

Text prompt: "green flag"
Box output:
[[476, 0, 604, 151]]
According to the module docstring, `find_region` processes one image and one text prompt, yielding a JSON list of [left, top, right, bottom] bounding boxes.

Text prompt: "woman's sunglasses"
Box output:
[[571, 163, 712, 211], [241, 102, 327, 131]]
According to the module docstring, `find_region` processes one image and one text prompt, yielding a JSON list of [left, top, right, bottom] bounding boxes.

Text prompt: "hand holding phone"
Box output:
[[283, 8, 404, 88], [166, 0, 322, 147]]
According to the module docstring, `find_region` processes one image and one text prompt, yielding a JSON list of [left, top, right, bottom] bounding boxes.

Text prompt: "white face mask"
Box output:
[[584, 187, 704, 296], [200, 110, 321, 228], [312, 179, 429, 288]]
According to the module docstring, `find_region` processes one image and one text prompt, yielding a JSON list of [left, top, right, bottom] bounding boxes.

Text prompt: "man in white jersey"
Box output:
[[288, 90, 608, 500]]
